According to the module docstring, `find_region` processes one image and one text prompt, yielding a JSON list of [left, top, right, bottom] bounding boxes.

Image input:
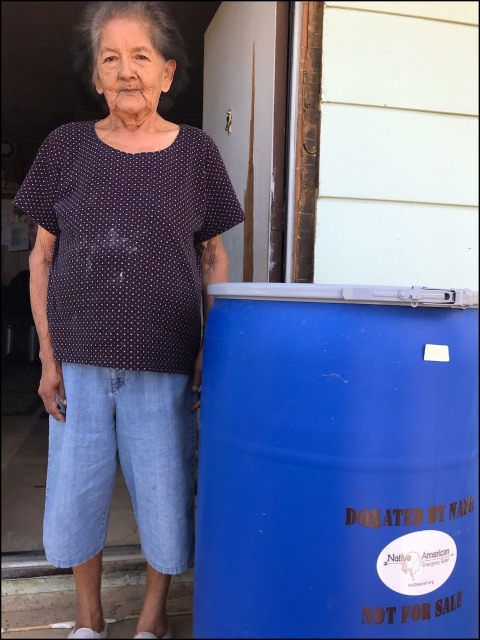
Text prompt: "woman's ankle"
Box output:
[[75, 610, 105, 632]]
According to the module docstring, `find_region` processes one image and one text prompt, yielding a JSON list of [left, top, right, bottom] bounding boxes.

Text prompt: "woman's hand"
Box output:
[[38, 360, 66, 422], [193, 234, 228, 412], [192, 346, 203, 411]]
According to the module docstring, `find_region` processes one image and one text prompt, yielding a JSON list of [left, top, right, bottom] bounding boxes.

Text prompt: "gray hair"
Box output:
[[72, 1, 189, 113]]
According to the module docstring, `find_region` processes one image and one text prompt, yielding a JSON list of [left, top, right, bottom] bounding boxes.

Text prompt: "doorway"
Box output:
[[1, 0, 290, 567]]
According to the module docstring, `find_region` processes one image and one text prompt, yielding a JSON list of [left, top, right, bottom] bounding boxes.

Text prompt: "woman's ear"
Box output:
[[161, 59, 176, 92], [93, 69, 104, 95], [95, 76, 104, 95]]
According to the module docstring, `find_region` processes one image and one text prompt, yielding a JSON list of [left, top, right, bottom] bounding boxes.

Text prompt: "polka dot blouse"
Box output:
[[13, 121, 245, 374]]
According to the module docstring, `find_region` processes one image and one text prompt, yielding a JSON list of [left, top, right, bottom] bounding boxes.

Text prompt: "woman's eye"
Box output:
[[104, 56, 116, 63], [137, 55, 149, 60]]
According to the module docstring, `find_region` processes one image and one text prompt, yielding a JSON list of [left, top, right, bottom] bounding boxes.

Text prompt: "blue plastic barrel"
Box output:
[[193, 284, 478, 639]]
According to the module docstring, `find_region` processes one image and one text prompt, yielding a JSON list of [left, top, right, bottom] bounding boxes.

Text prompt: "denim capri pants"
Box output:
[[43, 363, 196, 574]]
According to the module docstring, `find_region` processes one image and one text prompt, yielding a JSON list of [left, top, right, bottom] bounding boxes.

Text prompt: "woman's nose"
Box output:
[[118, 57, 135, 78]]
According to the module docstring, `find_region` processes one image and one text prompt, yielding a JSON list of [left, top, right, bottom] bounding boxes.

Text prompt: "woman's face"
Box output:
[[94, 17, 176, 120]]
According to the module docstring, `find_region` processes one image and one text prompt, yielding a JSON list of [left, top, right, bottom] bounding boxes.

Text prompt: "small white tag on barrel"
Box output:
[[424, 344, 450, 362]]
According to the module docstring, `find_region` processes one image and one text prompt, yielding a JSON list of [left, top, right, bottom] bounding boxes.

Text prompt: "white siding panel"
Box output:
[[314, 198, 479, 289], [325, 2, 479, 25], [319, 103, 478, 206], [322, 8, 479, 115]]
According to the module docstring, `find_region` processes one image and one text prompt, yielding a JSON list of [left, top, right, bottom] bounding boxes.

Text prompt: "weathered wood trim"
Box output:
[[268, 1, 289, 282], [293, 1, 323, 283], [243, 43, 255, 282]]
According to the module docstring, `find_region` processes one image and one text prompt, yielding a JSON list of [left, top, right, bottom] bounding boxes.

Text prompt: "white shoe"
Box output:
[[134, 627, 172, 639], [67, 621, 108, 639]]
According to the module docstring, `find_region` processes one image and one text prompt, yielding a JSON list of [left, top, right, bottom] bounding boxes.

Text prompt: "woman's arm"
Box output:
[[199, 234, 229, 325], [29, 226, 66, 422], [192, 235, 229, 409]]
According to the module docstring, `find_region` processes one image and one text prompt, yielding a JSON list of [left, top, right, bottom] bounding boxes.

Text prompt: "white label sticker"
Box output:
[[377, 530, 457, 596], [424, 344, 450, 362]]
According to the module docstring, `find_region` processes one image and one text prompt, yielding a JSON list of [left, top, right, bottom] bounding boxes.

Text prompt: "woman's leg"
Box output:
[[72, 551, 105, 632], [43, 364, 117, 634], [115, 371, 195, 636], [136, 564, 172, 637]]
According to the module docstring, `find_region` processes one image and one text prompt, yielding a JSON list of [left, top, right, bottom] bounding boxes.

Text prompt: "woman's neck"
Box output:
[[94, 113, 180, 153], [102, 110, 162, 133]]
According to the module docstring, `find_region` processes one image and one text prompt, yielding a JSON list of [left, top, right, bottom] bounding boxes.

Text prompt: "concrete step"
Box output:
[[1, 614, 193, 639], [1, 563, 193, 638]]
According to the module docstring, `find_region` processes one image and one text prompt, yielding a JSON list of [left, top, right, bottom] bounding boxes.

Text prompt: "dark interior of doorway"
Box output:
[[1, 0, 221, 560]]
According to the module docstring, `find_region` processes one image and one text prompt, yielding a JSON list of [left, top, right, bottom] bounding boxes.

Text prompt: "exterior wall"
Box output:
[[313, 1, 479, 289]]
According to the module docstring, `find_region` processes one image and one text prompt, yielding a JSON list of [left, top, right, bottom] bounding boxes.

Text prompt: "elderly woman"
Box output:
[[13, 2, 244, 639]]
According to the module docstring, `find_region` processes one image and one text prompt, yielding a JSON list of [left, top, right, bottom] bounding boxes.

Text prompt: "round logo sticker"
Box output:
[[377, 530, 457, 596]]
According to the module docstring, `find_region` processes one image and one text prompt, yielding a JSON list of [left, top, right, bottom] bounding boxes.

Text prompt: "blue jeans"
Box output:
[[44, 363, 196, 574]]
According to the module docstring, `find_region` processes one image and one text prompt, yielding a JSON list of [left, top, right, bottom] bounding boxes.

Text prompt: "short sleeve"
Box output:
[[194, 137, 245, 245], [12, 129, 66, 236]]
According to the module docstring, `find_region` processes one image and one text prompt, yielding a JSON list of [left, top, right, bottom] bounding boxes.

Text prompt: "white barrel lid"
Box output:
[[207, 283, 479, 308]]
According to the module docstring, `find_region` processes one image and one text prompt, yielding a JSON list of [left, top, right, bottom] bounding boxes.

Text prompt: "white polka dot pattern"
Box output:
[[13, 121, 245, 374]]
